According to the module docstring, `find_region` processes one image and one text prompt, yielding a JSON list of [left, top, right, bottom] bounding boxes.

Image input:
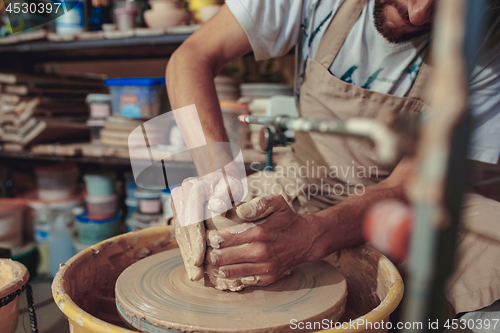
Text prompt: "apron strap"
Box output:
[[315, 0, 368, 68], [408, 47, 434, 104]]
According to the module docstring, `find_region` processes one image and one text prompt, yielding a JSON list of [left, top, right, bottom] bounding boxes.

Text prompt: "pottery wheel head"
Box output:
[[115, 248, 348, 333]]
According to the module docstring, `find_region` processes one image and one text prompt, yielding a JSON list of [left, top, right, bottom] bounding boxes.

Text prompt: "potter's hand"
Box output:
[[172, 168, 244, 281], [206, 194, 316, 287]]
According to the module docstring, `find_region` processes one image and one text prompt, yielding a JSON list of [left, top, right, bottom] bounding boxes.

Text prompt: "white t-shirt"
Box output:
[[226, 0, 500, 164]]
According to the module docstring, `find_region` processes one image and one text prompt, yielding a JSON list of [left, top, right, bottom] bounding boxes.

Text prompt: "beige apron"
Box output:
[[292, 0, 432, 212], [249, 0, 431, 212], [246, 0, 500, 314]]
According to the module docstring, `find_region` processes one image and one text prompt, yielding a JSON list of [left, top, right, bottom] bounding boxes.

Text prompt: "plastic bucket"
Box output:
[[84, 174, 115, 197], [52, 230, 403, 333], [134, 188, 162, 215], [52, 228, 176, 332], [86, 94, 112, 119], [85, 194, 117, 220], [0, 259, 29, 333], [22, 190, 85, 276], [319, 246, 404, 332], [35, 163, 78, 201], [75, 212, 122, 245], [22, 190, 84, 211], [105, 77, 166, 119], [0, 198, 26, 249]]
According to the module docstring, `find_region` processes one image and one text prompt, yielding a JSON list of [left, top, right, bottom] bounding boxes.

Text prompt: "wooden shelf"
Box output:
[[0, 142, 271, 170], [0, 33, 191, 65], [0, 149, 136, 165], [0, 28, 279, 170]]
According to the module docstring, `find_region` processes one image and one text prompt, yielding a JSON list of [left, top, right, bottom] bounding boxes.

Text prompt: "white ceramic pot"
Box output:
[[144, 0, 191, 29], [199, 4, 221, 23]]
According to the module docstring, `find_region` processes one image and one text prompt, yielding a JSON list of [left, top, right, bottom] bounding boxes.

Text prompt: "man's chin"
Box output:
[[373, 0, 432, 44], [376, 24, 430, 44]]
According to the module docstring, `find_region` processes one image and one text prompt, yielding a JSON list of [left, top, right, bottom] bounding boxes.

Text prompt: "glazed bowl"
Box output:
[[144, 0, 191, 29], [186, 0, 221, 22]]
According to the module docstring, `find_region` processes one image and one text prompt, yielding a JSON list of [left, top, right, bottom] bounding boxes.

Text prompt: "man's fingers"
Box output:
[[236, 194, 288, 222], [217, 262, 279, 279], [206, 241, 271, 266], [207, 262, 283, 288], [206, 225, 269, 249]]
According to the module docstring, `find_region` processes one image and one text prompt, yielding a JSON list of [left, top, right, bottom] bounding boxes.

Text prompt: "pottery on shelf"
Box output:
[[186, 0, 222, 23], [199, 4, 221, 23], [143, 0, 191, 29]]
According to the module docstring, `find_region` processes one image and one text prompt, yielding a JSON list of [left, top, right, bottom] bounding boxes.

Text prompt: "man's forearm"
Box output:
[[165, 5, 252, 175], [166, 44, 235, 176], [306, 181, 407, 260], [166, 49, 228, 145]]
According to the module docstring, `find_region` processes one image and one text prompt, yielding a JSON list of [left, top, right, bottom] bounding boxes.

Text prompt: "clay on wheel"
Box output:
[[115, 248, 348, 333]]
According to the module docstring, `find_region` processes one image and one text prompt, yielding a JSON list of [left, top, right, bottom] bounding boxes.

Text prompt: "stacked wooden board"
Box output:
[[99, 116, 145, 147], [0, 72, 107, 146]]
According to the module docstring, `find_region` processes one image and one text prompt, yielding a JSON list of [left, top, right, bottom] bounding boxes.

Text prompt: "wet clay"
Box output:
[[0, 261, 14, 290], [204, 206, 267, 291], [115, 248, 347, 333], [174, 219, 205, 281], [175, 204, 267, 290]]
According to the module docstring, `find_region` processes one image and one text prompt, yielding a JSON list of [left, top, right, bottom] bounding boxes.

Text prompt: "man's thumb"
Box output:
[[236, 194, 286, 221]]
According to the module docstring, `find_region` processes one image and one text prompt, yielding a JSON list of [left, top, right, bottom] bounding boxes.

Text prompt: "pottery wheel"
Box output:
[[115, 249, 347, 333]]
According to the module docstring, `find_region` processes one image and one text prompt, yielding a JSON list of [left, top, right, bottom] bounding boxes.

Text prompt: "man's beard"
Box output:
[[373, 0, 433, 44]]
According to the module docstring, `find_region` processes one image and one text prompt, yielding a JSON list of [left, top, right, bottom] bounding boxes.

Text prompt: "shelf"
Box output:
[[0, 33, 191, 64], [0, 149, 192, 166], [0, 143, 270, 170]]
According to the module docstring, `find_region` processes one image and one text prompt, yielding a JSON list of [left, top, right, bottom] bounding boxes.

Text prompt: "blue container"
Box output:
[[104, 78, 166, 119], [55, 0, 85, 34], [75, 212, 122, 245], [161, 188, 173, 219]]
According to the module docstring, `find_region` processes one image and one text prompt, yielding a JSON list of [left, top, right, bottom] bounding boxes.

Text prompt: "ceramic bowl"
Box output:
[[144, 0, 191, 29], [187, 0, 221, 22]]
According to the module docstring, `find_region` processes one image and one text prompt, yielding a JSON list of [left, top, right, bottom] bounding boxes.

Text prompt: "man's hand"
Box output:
[[171, 168, 244, 281], [202, 157, 413, 287], [205, 194, 319, 287]]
